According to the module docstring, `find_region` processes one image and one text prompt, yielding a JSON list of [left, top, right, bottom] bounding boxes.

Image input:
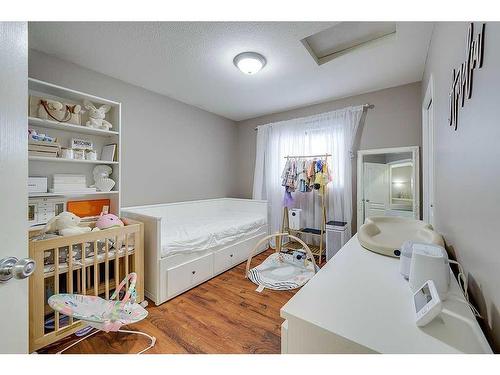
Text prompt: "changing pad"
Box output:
[[358, 216, 444, 257], [161, 211, 267, 257]]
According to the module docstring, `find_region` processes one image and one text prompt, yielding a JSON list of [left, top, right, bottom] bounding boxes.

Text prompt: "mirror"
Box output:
[[357, 146, 420, 228]]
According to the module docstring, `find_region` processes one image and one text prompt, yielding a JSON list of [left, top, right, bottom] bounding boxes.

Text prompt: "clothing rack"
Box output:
[[280, 153, 330, 262]]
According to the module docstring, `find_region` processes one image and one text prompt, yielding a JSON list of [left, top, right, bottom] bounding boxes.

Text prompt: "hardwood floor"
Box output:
[[39, 249, 297, 354]]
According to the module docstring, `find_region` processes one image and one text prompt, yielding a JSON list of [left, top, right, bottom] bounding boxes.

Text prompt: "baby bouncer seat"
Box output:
[[245, 233, 319, 291], [48, 272, 156, 354]]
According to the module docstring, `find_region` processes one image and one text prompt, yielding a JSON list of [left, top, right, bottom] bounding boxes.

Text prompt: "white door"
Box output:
[[363, 163, 388, 221], [0, 22, 29, 354], [422, 80, 435, 226]]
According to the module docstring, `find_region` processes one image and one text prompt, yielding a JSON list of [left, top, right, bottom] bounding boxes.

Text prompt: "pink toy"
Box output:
[[96, 213, 124, 230]]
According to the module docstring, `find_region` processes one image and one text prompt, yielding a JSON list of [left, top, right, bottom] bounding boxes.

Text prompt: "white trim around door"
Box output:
[[422, 76, 435, 226], [357, 146, 420, 230]]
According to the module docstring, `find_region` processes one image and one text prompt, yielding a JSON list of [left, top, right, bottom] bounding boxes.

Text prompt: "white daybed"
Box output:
[[122, 198, 268, 305]]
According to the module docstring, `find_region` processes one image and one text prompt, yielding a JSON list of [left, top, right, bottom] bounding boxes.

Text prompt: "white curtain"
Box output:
[[253, 105, 364, 241]]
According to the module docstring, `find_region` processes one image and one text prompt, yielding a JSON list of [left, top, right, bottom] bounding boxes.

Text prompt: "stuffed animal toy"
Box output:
[[96, 214, 124, 230], [42, 211, 92, 237], [95, 214, 125, 250], [83, 100, 112, 130]]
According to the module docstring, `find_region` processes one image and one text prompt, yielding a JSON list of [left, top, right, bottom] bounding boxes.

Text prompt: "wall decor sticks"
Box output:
[[448, 23, 485, 131]]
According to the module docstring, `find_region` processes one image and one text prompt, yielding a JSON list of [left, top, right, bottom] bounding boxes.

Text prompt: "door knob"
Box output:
[[0, 257, 36, 282]]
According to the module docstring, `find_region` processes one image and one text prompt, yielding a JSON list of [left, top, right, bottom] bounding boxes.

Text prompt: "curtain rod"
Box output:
[[254, 103, 374, 131], [284, 153, 331, 159]]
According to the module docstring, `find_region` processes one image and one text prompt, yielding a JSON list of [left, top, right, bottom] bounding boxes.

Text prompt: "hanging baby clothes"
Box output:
[[298, 159, 310, 193], [313, 159, 331, 194], [313, 159, 323, 190], [281, 155, 332, 207], [281, 159, 298, 191], [307, 159, 316, 191], [281, 159, 291, 187], [283, 190, 294, 208], [282, 159, 299, 207]]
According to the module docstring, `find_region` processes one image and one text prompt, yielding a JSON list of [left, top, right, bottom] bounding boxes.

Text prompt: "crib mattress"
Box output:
[[161, 211, 267, 257]]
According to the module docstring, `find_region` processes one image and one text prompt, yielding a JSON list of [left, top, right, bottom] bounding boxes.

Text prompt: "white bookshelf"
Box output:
[[28, 78, 122, 216]]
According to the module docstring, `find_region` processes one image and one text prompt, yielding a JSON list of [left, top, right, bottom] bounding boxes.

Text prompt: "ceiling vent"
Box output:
[[302, 22, 397, 65]]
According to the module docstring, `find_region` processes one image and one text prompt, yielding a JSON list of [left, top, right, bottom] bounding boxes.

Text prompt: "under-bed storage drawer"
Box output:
[[214, 246, 239, 274], [213, 236, 259, 274], [167, 253, 213, 298]]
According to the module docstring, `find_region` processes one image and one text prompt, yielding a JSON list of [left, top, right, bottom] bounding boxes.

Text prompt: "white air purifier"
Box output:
[[326, 221, 348, 261], [288, 209, 303, 230]]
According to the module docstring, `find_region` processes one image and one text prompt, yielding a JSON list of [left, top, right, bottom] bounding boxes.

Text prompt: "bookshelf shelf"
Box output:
[[29, 117, 119, 137], [29, 156, 118, 164]]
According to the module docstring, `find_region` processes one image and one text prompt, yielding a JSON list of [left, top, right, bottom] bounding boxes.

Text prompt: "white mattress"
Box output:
[[161, 211, 267, 257]]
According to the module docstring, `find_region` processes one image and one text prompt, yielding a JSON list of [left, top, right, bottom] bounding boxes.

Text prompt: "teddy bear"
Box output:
[[83, 100, 112, 131]]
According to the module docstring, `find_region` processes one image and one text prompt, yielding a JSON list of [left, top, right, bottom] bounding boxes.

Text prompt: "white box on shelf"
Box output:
[[70, 138, 93, 150], [288, 208, 303, 230], [326, 221, 348, 261], [53, 174, 87, 190], [28, 177, 48, 193], [53, 174, 86, 182]]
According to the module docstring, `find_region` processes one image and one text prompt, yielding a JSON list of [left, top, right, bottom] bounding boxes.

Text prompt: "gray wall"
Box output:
[[29, 50, 238, 207], [236, 82, 422, 229], [422, 22, 500, 352]]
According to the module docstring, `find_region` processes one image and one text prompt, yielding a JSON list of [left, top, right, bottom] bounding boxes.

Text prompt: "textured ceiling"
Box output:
[[28, 22, 433, 121]]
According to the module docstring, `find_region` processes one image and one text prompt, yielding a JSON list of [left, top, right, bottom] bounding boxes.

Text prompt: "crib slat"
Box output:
[[86, 267, 91, 290], [105, 237, 109, 299], [68, 246, 73, 293], [81, 242, 86, 296], [114, 235, 119, 292], [125, 233, 129, 280], [76, 268, 81, 294], [30, 242, 45, 348], [94, 240, 98, 296], [67, 245, 74, 325], [54, 247, 60, 332]]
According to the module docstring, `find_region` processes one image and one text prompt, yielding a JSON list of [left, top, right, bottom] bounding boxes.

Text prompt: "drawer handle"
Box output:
[[192, 270, 196, 274], [230, 254, 233, 257]]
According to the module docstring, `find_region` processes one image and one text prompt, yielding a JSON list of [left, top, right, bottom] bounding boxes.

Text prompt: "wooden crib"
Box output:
[[28, 218, 144, 352]]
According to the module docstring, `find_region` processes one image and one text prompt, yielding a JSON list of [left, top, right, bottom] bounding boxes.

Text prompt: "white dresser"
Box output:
[[280, 235, 492, 354]]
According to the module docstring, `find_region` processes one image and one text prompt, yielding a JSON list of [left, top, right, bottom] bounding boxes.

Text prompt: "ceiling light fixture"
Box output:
[[233, 52, 266, 75]]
